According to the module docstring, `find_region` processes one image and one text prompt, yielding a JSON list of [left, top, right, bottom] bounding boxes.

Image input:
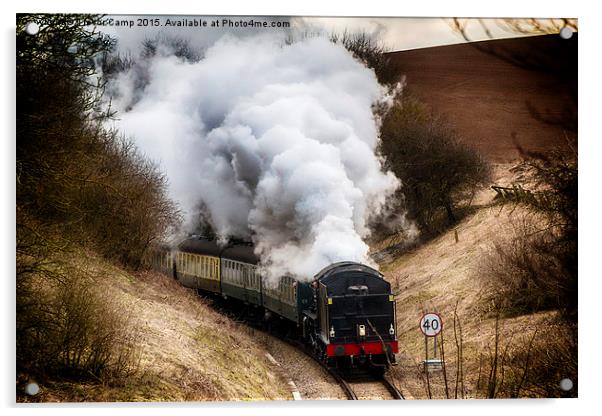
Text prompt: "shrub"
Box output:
[[483, 146, 577, 322], [17, 250, 139, 383], [76, 134, 180, 267], [477, 316, 576, 398], [482, 214, 572, 316], [17, 14, 180, 268]]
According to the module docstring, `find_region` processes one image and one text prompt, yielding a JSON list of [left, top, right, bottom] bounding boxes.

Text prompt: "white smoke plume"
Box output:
[[109, 34, 402, 280]]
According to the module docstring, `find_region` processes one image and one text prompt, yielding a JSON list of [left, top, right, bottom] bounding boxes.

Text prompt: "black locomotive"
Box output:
[[147, 237, 398, 369]]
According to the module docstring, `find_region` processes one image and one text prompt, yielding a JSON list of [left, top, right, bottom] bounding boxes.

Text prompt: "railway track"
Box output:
[[327, 367, 358, 400], [344, 374, 404, 400], [284, 338, 404, 400], [382, 375, 405, 400]]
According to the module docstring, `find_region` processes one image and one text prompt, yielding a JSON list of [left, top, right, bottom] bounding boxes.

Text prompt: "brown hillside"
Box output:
[[376, 164, 575, 398], [17, 255, 295, 402], [387, 34, 577, 162]]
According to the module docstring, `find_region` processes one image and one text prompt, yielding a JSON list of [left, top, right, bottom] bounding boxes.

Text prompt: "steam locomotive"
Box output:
[[147, 237, 398, 370]]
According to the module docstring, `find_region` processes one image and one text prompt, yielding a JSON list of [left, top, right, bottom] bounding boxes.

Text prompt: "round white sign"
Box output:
[[420, 313, 442, 337]]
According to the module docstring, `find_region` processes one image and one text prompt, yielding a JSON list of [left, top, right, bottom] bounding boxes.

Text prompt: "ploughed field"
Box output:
[[387, 34, 577, 162]]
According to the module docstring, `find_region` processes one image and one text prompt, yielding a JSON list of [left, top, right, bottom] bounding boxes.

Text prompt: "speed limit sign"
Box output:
[[420, 313, 442, 337]]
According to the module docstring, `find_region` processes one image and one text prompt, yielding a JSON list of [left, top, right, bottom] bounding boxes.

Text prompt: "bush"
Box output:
[[516, 145, 577, 238], [17, 14, 179, 268], [76, 134, 180, 267], [17, 250, 139, 383], [483, 147, 577, 322], [483, 214, 576, 319], [477, 316, 576, 398], [379, 95, 492, 235]]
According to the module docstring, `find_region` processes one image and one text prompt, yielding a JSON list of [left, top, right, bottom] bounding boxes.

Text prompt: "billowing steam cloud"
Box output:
[[109, 34, 401, 280]]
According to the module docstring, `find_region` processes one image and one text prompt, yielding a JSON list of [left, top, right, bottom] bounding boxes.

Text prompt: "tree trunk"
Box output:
[[444, 200, 456, 224]]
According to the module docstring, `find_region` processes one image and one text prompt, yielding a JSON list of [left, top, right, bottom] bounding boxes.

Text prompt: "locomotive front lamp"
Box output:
[[358, 324, 366, 337], [330, 326, 335, 338], [389, 323, 395, 335]]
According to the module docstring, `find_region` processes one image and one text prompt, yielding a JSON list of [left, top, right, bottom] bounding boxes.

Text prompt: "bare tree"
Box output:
[[379, 95, 492, 235]]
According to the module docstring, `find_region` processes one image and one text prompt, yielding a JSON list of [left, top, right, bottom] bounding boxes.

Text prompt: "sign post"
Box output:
[[420, 312, 443, 371]]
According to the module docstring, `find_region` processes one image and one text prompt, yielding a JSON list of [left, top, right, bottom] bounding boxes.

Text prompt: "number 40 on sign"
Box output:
[[420, 312, 442, 337]]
